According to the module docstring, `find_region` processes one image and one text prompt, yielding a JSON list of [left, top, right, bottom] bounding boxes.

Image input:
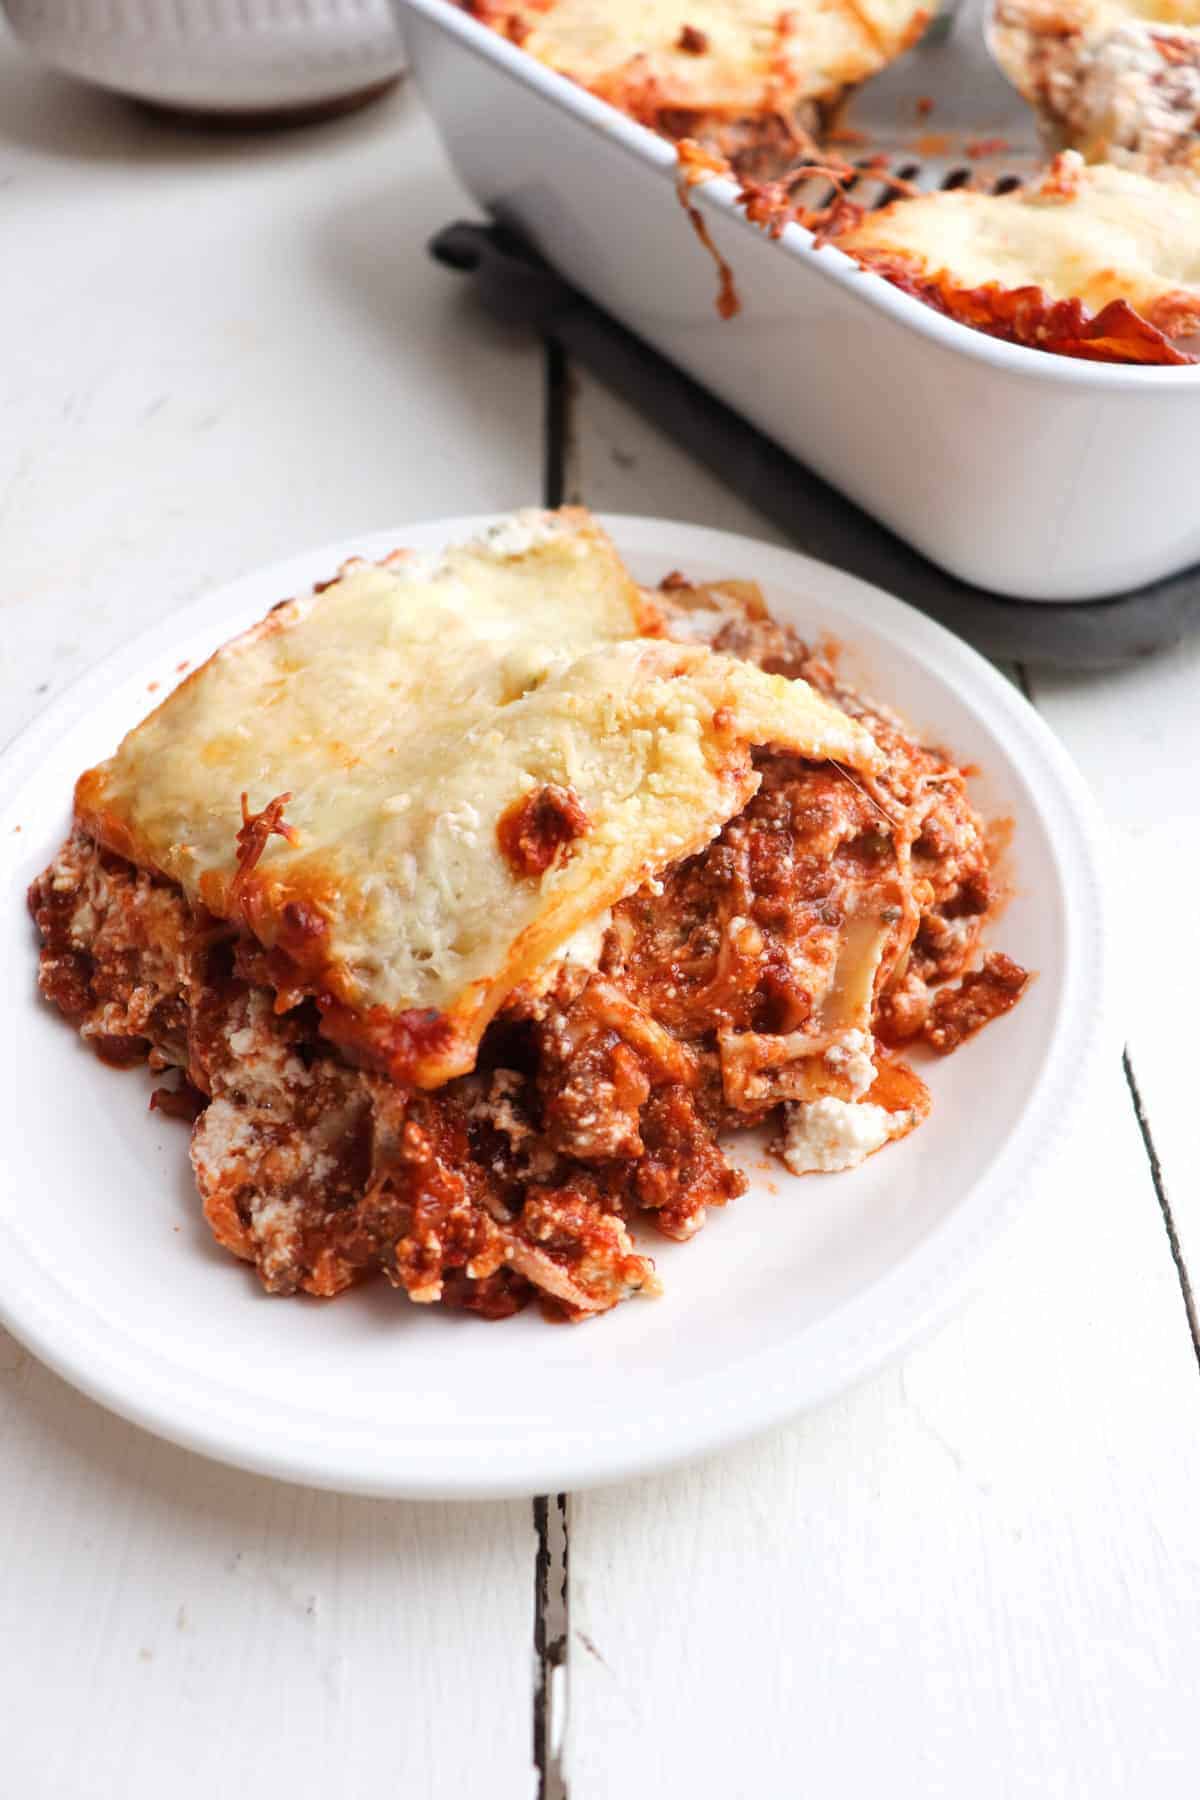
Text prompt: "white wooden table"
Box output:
[[3, 36, 1199, 1798]]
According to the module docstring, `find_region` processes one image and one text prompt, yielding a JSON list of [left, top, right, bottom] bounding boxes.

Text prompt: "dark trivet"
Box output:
[[432, 219, 1200, 671]]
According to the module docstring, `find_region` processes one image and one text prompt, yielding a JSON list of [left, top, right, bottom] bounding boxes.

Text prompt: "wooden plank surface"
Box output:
[[1029, 650, 1200, 1340], [561, 367, 1200, 1800], [0, 1356, 536, 1800], [0, 50, 541, 1800]]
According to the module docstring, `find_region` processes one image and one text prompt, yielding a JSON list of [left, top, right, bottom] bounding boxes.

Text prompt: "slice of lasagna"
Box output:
[[30, 510, 1028, 1322], [466, 0, 932, 166]]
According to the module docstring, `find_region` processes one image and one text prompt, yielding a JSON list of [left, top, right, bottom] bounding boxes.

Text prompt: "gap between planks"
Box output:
[[533, 1495, 570, 1800], [534, 338, 572, 1800], [1122, 1050, 1200, 1370]]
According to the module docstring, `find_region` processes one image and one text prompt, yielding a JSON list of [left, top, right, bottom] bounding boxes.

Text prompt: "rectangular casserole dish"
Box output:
[[399, 0, 1200, 603]]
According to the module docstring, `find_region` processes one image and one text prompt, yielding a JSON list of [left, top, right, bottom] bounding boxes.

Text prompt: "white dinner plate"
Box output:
[[0, 517, 1109, 1499]]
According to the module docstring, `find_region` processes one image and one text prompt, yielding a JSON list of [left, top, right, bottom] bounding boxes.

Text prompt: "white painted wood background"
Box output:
[[2, 31, 1199, 1798]]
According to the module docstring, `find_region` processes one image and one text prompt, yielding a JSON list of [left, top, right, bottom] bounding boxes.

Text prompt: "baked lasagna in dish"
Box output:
[[676, 131, 1200, 361], [458, 0, 1200, 361], [465, 0, 932, 162], [30, 511, 1028, 1322]]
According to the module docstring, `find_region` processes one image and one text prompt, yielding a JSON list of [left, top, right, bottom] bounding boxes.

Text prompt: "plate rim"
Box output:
[[0, 513, 1112, 1497]]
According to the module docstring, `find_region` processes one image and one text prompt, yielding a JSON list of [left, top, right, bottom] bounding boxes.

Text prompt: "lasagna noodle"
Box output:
[[74, 510, 883, 1086]]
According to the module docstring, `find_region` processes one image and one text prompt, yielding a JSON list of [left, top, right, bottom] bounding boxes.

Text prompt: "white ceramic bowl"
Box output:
[[2, 0, 405, 116]]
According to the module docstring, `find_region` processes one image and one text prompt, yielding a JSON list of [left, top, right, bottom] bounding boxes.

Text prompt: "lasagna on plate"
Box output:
[[30, 510, 1028, 1323]]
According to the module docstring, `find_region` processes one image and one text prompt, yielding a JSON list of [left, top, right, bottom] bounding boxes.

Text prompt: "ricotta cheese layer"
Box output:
[[779, 1096, 910, 1174]]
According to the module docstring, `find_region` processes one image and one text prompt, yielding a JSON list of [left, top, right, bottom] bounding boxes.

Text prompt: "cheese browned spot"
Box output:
[[497, 783, 591, 878]]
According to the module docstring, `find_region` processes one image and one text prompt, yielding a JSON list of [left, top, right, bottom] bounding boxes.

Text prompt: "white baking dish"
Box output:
[[398, 0, 1200, 603]]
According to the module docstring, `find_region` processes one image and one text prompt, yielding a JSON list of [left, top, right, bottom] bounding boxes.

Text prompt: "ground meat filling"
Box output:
[[28, 835, 214, 1069], [29, 583, 1028, 1321]]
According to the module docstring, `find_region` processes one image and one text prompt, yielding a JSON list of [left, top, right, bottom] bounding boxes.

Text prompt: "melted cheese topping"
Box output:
[[76, 509, 881, 1086], [838, 155, 1200, 327], [472, 0, 931, 118]]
